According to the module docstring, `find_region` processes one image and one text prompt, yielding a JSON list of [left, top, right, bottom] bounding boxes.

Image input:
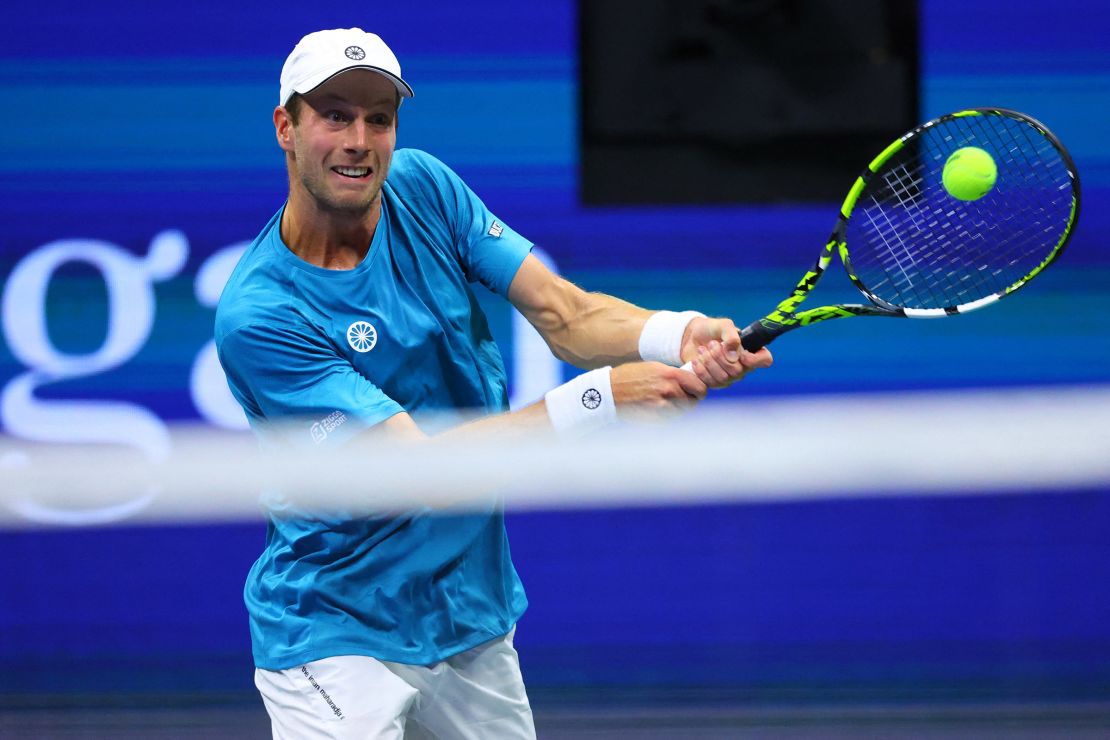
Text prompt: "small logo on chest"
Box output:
[[347, 321, 378, 353]]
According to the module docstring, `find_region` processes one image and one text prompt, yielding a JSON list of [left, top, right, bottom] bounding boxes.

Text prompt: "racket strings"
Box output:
[[856, 153, 967, 310], [861, 159, 952, 309], [921, 117, 1012, 300], [997, 119, 1075, 246], [879, 130, 1001, 306], [968, 117, 1065, 265], [877, 140, 988, 307], [846, 113, 1075, 310], [881, 116, 1067, 306]]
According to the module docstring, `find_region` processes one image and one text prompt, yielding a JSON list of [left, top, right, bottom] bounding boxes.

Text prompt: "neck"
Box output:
[[280, 185, 382, 271]]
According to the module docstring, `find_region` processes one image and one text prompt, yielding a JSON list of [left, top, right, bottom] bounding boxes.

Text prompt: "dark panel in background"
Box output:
[[580, 0, 918, 204]]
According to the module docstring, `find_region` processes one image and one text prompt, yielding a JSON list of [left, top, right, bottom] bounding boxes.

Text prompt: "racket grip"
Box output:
[[739, 320, 777, 352]]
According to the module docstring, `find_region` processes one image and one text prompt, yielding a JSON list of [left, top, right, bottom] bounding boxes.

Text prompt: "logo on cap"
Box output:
[[345, 46, 366, 61]]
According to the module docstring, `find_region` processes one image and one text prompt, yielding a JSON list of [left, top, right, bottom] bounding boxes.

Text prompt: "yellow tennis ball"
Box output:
[[942, 147, 997, 201]]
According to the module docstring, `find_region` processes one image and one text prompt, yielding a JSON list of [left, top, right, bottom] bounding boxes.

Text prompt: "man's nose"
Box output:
[[344, 120, 370, 153]]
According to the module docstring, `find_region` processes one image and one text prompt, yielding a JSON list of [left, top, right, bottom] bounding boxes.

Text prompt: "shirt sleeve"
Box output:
[[217, 322, 404, 448], [412, 150, 533, 296]]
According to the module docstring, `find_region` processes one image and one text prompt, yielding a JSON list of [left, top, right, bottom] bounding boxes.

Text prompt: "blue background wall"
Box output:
[[2, 0, 1109, 699]]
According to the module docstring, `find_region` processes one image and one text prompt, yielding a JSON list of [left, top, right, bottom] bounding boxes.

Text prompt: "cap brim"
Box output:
[[292, 64, 414, 102]]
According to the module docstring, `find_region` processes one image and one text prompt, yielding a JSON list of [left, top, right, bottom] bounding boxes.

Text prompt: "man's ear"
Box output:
[[274, 106, 295, 152]]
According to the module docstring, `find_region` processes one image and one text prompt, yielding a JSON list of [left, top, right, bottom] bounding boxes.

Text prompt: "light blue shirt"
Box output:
[[215, 149, 531, 669]]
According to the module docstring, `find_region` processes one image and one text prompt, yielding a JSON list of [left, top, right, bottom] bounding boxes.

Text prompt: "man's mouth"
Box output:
[[333, 166, 371, 179]]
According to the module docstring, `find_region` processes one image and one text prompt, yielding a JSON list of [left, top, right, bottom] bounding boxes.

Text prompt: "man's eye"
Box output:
[[325, 111, 347, 123]]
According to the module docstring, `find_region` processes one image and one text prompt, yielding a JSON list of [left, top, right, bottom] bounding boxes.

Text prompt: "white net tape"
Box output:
[[2, 385, 1109, 528]]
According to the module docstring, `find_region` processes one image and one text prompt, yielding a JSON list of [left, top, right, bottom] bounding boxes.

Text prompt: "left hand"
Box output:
[[679, 317, 773, 389]]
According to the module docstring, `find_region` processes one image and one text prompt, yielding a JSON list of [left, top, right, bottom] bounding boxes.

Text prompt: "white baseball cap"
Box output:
[[279, 28, 414, 107]]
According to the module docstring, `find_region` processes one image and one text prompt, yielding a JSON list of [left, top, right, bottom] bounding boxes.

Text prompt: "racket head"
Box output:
[[837, 108, 1081, 316]]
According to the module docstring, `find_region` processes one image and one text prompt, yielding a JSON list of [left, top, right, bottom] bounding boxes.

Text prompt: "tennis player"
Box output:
[[216, 28, 772, 740]]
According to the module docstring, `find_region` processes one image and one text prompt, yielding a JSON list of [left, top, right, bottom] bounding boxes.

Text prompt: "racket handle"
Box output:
[[739, 320, 777, 352]]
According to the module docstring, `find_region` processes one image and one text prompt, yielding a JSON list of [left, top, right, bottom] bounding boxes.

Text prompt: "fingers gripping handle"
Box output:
[[680, 319, 776, 372]]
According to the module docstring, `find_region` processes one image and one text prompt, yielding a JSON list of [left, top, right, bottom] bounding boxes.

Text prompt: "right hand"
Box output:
[[610, 361, 707, 422], [682, 317, 773, 390]]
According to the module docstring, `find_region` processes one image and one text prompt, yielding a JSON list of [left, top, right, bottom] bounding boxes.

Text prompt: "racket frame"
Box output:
[[739, 107, 1082, 352]]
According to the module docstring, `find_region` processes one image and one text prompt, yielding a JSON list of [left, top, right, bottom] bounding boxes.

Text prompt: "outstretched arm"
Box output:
[[374, 255, 773, 442], [507, 253, 771, 386]]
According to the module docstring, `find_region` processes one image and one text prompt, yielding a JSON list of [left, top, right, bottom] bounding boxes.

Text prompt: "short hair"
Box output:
[[284, 93, 306, 125]]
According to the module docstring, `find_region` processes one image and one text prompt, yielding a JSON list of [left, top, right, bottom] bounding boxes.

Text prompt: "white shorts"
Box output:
[[254, 629, 535, 740]]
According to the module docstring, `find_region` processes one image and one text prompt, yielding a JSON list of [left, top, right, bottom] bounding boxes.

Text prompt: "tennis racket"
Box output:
[[736, 107, 1081, 352]]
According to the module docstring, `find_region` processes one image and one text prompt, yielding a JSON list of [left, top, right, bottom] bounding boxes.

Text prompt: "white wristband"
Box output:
[[638, 310, 705, 366], [544, 366, 617, 437]]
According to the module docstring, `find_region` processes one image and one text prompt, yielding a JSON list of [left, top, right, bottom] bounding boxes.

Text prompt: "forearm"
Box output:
[[539, 286, 653, 368], [384, 379, 631, 442], [380, 360, 699, 446], [379, 400, 553, 443], [439, 400, 553, 440], [507, 254, 701, 370], [508, 256, 654, 369]]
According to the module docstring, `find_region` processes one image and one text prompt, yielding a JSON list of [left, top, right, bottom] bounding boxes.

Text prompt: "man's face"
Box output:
[[277, 70, 398, 216]]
